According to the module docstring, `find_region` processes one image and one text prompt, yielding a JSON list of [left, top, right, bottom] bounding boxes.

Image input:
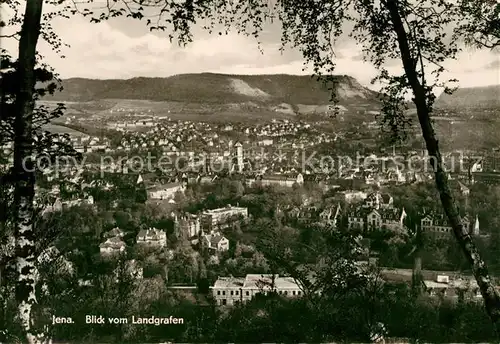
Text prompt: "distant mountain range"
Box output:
[[42, 73, 499, 122], [436, 85, 500, 109], [44, 73, 380, 108]]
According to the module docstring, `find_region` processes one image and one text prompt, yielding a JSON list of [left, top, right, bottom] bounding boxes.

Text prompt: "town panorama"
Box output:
[[1, 2, 500, 341]]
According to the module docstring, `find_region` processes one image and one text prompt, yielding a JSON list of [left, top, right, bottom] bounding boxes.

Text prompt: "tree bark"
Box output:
[[411, 225, 423, 295], [385, 0, 500, 332], [13, 0, 44, 342]]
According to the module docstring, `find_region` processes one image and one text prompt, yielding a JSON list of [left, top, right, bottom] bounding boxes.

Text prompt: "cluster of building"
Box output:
[[175, 204, 249, 253], [381, 269, 497, 302], [35, 181, 95, 215], [99, 227, 168, 256], [420, 212, 480, 236], [98, 203, 249, 258], [422, 274, 483, 299]]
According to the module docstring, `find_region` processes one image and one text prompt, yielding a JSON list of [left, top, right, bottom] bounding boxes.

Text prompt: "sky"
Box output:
[[1, 3, 499, 92]]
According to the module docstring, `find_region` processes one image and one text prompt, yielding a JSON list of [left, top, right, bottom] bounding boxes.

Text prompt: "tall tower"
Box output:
[[204, 149, 212, 174], [234, 142, 243, 172]]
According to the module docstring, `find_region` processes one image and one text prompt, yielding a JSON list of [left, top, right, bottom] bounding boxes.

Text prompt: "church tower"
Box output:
[[234, 141, 244, 172]]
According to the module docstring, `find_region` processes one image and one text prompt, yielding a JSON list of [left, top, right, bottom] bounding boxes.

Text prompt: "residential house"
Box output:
[[136, 228, 167, 247], [347, 207, 369, 230], [286, 206, 302, 219], [202, 231, 230, 252], [420, 212, 479, 236], [99, 237, 126, 256], [105, 227, 125, 238], [362, 192, 393, 209], [366, 207, 407, 231], [347, 191, 406, 232]]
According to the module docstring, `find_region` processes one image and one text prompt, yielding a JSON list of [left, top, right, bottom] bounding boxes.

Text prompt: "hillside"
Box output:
[[436, 85, 500, 109], [44, 73, 380, 108]]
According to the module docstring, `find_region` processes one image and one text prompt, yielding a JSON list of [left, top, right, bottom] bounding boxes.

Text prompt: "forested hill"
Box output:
[[44, 73, 381, 107]]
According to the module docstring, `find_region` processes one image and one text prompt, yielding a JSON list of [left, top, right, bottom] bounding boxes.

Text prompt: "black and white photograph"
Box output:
[[0, 0, 499, 342]]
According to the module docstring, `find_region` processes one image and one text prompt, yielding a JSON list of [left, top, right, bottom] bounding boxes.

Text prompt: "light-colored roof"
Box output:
[[423, 281, 449, 289], [203, 206, 247, 214], [147, 183, 183, 192], [213, 277, 245, 289], [137, 228, 166, 240], [107, 227, 124, 236], [243, 274, 300, 289], [210, 234, 226, 245], [424, 278, 479, 289], [213, 274, 301, 290], [100, 237, 126, 249]]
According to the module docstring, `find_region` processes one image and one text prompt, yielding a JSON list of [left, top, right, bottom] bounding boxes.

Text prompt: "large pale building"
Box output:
[[147, 183, 185, 200], [201, 205, 248, 230], [247, 173, 304, 188], [212, 274, 302, 306]]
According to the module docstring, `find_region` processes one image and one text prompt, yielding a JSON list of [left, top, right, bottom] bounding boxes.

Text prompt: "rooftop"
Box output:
[[203, 205, 247, 214], [244, 274, 299, 289], [213, 277, 245, 289], [212, 274, 300, 290]]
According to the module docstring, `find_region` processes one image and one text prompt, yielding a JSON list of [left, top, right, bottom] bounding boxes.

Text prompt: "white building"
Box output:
[[258, 139, 274, 146], [212, 274, 302, 306], [99, 237, 126, 256], [201, 205, 248, 230], [136, 228, 167, 247], [202, 232, 230, 252], [147, 183, 185, 200], [248, 173, 304, 188]]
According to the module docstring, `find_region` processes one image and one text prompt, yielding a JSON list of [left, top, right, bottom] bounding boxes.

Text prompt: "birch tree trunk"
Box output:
[[13, 0, 44, 342], [384, 0, 500, 332]]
